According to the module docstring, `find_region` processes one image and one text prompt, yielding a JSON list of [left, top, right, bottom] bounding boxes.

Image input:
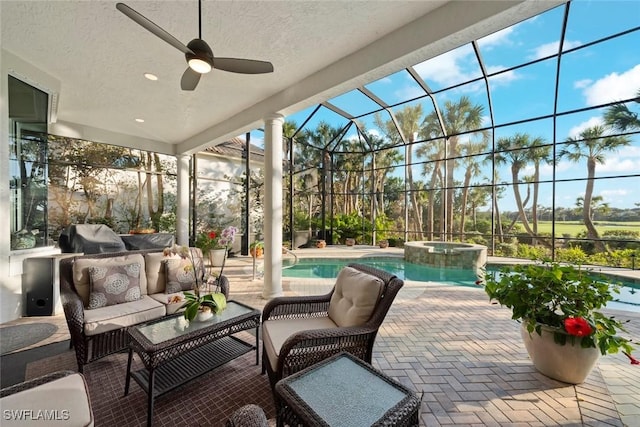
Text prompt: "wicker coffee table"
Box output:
[[275, 352, 420, 427], [124, 300, 260, 426]]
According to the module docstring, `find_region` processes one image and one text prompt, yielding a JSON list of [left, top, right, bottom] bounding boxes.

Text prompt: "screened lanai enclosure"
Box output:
[[282, 1, 640, 269], [7, 1, 640, 270]]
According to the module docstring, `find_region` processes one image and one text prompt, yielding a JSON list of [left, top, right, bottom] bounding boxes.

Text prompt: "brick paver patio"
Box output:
[[228, 250, 640, 427], [2, 248, 639, 426]]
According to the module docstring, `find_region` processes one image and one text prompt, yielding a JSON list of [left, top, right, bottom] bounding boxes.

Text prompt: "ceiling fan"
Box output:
[[116, 0, 274, 91]]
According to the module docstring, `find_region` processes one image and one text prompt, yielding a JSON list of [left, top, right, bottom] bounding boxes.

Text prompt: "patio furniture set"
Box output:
[[2, 247, 418, 426]]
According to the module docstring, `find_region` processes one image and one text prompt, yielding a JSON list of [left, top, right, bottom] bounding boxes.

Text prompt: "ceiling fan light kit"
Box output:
[[116, 0, 273, 91], [186, 39, 213, 74]]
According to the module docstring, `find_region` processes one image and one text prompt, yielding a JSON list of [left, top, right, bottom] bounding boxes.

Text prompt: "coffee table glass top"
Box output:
[[287, 355, 407, 426], [136, 301, 255, 345]]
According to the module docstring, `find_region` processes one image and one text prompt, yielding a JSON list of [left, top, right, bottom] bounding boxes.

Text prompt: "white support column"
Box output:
[[263, 114, 284, 299], [176, 154, 191, 246]]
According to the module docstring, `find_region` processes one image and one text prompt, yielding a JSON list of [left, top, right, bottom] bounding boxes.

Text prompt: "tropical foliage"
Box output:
[[482, 262, 635, 358]]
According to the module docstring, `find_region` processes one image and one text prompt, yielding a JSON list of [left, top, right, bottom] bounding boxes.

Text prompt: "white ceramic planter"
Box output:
[[520, 322, 600, 384], [208, 249, 226, 267], [195, 309, 213, 322]]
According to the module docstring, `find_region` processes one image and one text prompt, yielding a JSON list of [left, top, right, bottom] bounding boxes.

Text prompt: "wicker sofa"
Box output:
[[59, 248, 229, 372]]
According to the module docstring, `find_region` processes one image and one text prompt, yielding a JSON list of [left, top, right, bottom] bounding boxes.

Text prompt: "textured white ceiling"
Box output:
[[1, 1, 560, 155]]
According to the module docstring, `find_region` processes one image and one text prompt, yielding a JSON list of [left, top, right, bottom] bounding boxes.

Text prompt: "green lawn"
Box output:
[[530, 221, 640, 237]]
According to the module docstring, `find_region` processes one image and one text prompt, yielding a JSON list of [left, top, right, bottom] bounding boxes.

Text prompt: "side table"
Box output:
[[275, 352, 420, 427]]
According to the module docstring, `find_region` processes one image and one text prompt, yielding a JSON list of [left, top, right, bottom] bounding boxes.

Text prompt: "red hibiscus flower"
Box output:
[[208, 231, 217, 239], [564, 317, 594, 337], [623, 351, 640, 365]]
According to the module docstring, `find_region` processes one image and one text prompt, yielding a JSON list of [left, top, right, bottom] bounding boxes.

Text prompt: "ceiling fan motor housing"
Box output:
[[186, 38, 214, 68]]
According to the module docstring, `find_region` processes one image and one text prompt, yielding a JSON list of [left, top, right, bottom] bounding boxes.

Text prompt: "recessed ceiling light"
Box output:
[[135, 118, 145, 123], [143, 73, 158, 81]]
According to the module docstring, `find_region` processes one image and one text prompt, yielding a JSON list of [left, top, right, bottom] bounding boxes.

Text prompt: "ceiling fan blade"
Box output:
[[116, 3, 192, 55], [213, 58, 274, 74], [181, 67, 201, 91]]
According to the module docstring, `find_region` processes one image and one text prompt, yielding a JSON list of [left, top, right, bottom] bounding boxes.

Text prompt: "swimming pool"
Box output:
[[283, 256, 481, 286], [282, 256, 640, 310]]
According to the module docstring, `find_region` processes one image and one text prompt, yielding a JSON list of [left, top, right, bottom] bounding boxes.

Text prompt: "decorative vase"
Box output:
[[208, 249, 226, 267], [345, 238, 356, 247], [315, 239, 326, 248], [378, 240, 389, 249], [520, 322, 600, 384]]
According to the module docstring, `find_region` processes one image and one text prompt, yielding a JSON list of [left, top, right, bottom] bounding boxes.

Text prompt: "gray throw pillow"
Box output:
[[87, 262, 142, 309], [164, 258, 198, 294]]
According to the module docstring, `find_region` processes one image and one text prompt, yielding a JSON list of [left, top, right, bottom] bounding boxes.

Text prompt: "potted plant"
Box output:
[[195, 226, 237, 267], [378, 239, 389, 249], [250, 240, 264, 258], [482, 261, 637, 384]]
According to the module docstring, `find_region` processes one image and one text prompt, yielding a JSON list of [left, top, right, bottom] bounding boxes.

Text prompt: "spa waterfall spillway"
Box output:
[[404, 241, 487, 273]]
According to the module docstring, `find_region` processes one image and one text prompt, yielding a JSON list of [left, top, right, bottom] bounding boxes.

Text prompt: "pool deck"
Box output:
[[3, 246, 639, 426]]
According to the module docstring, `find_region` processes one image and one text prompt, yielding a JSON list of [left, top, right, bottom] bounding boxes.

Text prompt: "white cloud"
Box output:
[[567, 116, 604, 138], [599, 147, 640, 172], [582, 64, 640, 106], [574, 79, 592, 89], [477, 26, 515, 50], [487, 67, 520, 87], [393, 85, 426, 102], [599, 189, 629, 198], [413, 45, 478, 88], [529, 40, 581, 60]]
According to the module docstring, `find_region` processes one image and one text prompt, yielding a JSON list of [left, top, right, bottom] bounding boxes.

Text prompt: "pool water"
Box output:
[[283, 257, 481, 286], [282, 256, 640, 309]]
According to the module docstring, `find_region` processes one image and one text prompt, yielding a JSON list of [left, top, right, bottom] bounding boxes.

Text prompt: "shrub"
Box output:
[[555, 247, 588, 264]]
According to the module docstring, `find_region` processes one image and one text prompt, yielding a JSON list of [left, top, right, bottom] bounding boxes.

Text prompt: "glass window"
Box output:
[[9, 76, 49, 250]]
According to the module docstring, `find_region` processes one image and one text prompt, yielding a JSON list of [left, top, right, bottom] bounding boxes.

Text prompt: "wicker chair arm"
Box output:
[[262, 293, 331, 321], [277, 326, 377, 375], [60, 278, 85, 339], [0, 371, 76, 398], [217, 274, 230, 300]]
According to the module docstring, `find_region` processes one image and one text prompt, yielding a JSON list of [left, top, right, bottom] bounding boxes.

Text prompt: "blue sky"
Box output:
[[250, 1, 640, 212]]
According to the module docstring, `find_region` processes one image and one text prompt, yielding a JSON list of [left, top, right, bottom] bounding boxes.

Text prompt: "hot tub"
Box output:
[[404, 241, 487, 272]]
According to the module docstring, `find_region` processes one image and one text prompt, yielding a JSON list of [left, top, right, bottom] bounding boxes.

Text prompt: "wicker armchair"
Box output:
[[261, 263, 403, 389], [1, 370, 94, 427], [59, 249, 230, 372]]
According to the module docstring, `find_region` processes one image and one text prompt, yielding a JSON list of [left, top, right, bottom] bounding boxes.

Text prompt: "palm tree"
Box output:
[[575, 195, 610, 222], [524, 141, 551, 243], [375, 105, 425, 238], [457, 138, 489, 241], [423, 96, 486, 240], [559, 126, 631, 252], [604, 89, 640, 131], [495, 133, 536, 237]]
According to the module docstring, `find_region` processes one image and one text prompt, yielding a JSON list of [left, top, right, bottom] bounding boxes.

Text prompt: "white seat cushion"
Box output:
[[262, 317, 337, 372], [83, 295, 165, 336], [327, 266, 384, 327], [0, 373, 93, 427]]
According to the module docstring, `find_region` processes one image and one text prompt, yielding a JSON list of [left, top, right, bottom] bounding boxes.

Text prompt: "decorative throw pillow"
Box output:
[[87, 262, 142, 309], [164, 258, 198, 294]]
